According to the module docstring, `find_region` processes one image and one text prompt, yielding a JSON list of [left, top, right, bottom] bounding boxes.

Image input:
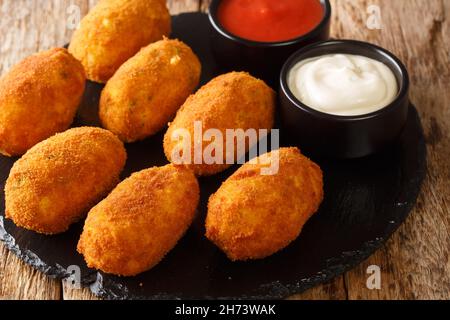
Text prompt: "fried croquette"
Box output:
[[164, 72, 275, 176], [0, 48, 85, 156], [99, 38, 201, 142], [206, 147, 323, 261], [77, 164, 200, 276], [5, 127, 126, 234], [68, 0, 171, 83]]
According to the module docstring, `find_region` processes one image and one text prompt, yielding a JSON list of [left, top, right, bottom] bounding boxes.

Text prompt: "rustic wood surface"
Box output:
[[0, 0, 448, 300]]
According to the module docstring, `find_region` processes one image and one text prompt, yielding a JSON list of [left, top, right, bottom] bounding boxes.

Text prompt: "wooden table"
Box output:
[[0, 0, 448, 300]]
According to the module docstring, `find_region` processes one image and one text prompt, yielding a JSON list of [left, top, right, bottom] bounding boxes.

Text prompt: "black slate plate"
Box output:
[[0, 13, 426, 299]]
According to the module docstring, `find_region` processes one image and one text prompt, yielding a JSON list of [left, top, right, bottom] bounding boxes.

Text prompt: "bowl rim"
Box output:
[[208, 0, 332, 47], [279, 39, 410, 121]]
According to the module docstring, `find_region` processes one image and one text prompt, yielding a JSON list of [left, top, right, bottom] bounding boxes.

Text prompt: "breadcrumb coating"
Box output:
[[0, 48, 85, 156], [5, 127, 126, 234], [206, 147, 323, 260], [99, 38, 201, 142], [164, 72, 275, 176], [68, 0, 171, 83], [77, 164, 200, 276]]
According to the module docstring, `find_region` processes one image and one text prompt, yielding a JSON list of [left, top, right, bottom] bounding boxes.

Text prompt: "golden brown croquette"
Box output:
[[0, 48, 85, 156], [164, 72, 275, 176], [206, 147, 323, 261], [77, 164, 200, 276], [68, 0, 171, 83], [99, 38, 201, 142], [5, 127, 126, 234]]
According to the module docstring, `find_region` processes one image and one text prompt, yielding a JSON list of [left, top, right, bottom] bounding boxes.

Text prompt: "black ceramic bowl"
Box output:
[[208, 0, 331, 86], [279, 40, 410, 159]]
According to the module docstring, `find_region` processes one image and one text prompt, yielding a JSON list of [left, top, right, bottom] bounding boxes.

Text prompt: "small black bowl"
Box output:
[[279, 40, 410, 159], [208, 0, 331, 87]]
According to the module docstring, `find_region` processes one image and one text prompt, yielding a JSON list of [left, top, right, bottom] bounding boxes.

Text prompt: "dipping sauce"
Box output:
[[288, 54, 398, 116], [217, 0, 324, 43]]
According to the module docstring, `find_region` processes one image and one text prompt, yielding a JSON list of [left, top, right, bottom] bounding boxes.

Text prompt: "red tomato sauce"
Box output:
[[217, 0, 324, 43]]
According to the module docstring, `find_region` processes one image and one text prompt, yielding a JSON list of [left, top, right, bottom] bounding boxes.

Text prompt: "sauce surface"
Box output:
[[288, 54, 398, 116], [217, 0, 324, 43]]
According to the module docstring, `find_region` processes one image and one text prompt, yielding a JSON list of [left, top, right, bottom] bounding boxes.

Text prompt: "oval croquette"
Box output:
[[77, 164, 200, 276], [0, 48, 85, 156], [206, 147, 323, 261], [164, 72, 275, 176], [68, 0, 171, 83], [99, 38, 201, 142], [5, 127, 127, 234]]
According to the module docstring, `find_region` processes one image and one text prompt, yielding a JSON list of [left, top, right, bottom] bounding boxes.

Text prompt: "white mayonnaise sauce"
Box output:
[[288, 54, 398, 116]]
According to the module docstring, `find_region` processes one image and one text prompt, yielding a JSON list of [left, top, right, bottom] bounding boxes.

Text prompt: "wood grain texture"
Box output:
[[62, 282, 98, 300], [0, 245, 60, 300], [0, 0, 448, 300], [326, 0, 450, 300], [168, 0, 200, 14]]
